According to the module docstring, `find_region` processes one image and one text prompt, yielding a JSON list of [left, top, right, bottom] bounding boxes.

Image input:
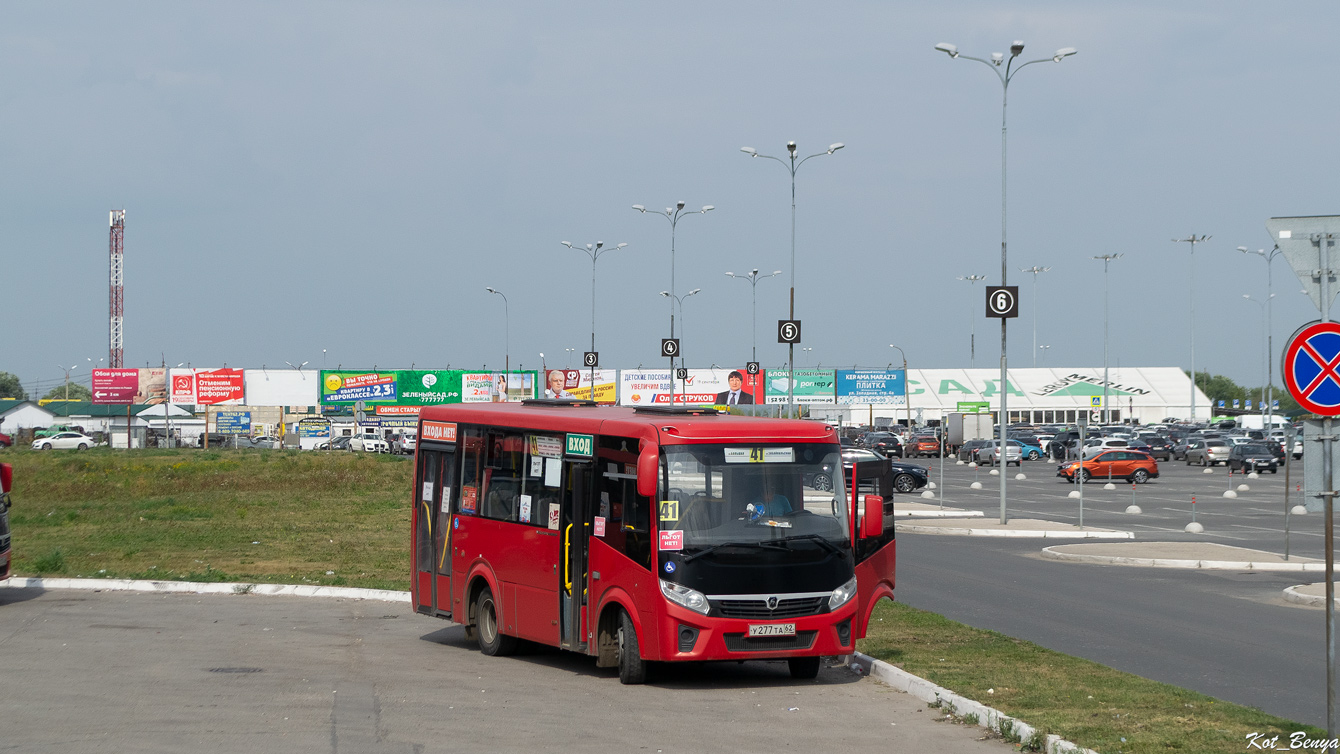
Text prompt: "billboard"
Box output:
[[461, 372, 535, 403], [544, 369, 617, 404], [764, 369, 836, 405], [215, 411, 251, 434], [618, 368, 762, 406], [836, 369, 906, 405], [320, 370, 536, 406], [93, 368, 166, 405], [170, 368, 244, 405]]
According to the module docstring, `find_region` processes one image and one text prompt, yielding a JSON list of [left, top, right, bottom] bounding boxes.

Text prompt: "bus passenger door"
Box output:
[[851, 460, 896, 639], [560, 459, 592, 651], [414, 448, 456, 618]]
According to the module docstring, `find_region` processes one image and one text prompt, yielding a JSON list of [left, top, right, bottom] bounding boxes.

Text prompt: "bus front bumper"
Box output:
[[655, 599, 859, 662]]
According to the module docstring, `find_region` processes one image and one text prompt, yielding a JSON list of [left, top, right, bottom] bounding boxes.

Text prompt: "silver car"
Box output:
[[1185, 439, 1231, 466], [981, 440, 1023, 467]]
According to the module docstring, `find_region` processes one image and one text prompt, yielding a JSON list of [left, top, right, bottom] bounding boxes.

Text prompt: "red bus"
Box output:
[[411, 401, 897, 683], [1, 463, 11, 581]]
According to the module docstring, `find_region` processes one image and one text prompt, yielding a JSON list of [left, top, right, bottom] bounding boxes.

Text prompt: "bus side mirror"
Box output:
[[637, 445, 658, 499], [0, 463, 10, 510], [861, 495, 884, 538]]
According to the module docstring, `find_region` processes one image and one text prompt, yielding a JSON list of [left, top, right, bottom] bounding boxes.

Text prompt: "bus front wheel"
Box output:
[[475, 586, 517, 657], [788, 656, 821, 679], [617, 610, 647, 684]]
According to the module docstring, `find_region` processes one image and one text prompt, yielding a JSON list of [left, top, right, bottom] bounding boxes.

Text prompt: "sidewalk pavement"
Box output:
[[1040, 541, 1326, 571], [894, 502, 984, 518], [895, 517, 1134, 539], [1285, 582, 1340, 607]]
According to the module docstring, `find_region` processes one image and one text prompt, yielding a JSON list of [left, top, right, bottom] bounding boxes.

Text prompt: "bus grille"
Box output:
[[723, 631, 818, 652], [715, 597, 827, 619]]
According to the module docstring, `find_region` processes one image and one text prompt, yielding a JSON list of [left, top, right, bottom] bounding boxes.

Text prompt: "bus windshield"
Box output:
[[662, 443, 850, 551]]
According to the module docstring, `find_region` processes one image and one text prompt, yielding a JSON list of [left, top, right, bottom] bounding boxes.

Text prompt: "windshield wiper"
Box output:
[[682, 541, 789, 563], [766, 533, 843, 556]]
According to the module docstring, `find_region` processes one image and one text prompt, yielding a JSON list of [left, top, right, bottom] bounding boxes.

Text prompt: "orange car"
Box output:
[[1057, 450, 1159, 484], [909, 435, 942, 457]]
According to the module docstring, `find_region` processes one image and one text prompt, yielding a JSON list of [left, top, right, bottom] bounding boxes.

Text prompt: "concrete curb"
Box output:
[[847, 652, 1097, 754], [1284, 585, 1340, 607], [0, 577, 410, 602], [896, 524, 1134, 539], [1040, 548, 1329, 571], [893, 509, 985, 518]]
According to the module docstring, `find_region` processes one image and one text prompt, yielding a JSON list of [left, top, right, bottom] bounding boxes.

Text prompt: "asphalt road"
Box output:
[[894, 456, 1332, 727], [0, 587, 1018, 754]]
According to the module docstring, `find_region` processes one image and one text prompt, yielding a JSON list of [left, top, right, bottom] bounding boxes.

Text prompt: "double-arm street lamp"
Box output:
[[1021, 266, 1052, 367], [485, 287, 510, 373], [562, 241, 629, 387], [1174, 235, 1211, 421], [1240, 245, 1283, 425], [633, 202, 713, 352], [1242, 294, 1273, 425], [725, 268, 782, 362], [937, 39, 1077, 525], [889, 344, 911, 431], [957, 275, 987, 367], [1093, 254, 1122, 423], [660, 288, 701, 403], [741, 141, 844, 416]]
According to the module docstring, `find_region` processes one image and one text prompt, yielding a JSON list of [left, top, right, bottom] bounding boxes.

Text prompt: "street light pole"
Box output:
[[58, 363, 78, 402], [634, 201, 713, 376], [937, 39, 1077, 525], [1243, 294, 1272, 426], [485, 287, 510, 373], [1093, 254, 1122, 424], [725, 268, 782, 362], [957, 275, 987, 368], [741, 141, 844, 417], [1174, 235, 1211, 422], [1021, 266, 1051, 367], [1240, 246, 1283, 426], [1038, 345, 1050, 366], [561, 241, 629, 390], [890, 345, 910, 431], [660, 288, 702, 403]]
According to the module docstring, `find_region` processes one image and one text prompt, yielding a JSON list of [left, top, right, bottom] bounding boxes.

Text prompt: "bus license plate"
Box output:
[[748, 623, 796, 637]]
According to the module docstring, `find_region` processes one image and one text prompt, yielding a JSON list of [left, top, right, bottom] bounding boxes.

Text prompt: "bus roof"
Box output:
[[417, 403, 837, 446]]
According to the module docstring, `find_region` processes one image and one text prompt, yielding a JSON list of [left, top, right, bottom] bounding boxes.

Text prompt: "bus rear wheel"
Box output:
[[788, 656, 821, 679], [616, 609, 647, 685], [475, 586, 517, 657]]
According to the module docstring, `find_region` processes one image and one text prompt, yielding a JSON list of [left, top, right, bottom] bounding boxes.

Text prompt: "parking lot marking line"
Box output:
[[1229, 524, 1323, 537], [1129, 523, 1253, 539]]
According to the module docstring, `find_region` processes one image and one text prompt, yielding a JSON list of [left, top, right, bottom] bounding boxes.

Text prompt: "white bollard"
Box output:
[[1237, 484, 1250, 492], [1015, 473, 1027, 481], [1125, 504, 1142, 514], [1222, 489, 1238, 499], [1185, 521, 1205, 533], [968, 462, 977, 468], [1292, 505, 1309, 515], [1247, 472, 1260, 479], [970, 481, 983, 490], [1202, 468, 1214, 474], [928, 482, 937, 490], [1068, 490, 1081, 499], [956, 460, 964, 466], [1103, 482, 1116, 491], [921, 490, 935, 499]]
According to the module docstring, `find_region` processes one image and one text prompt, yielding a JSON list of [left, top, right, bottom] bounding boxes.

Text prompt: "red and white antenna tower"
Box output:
[[109, 209, 125, 368]]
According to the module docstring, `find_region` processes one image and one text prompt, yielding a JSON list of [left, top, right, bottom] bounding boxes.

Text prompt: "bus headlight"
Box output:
[[659, 580, 710, 615], [829, 575, 859, 611]]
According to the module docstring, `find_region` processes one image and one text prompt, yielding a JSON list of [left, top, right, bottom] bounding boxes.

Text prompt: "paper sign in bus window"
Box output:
[[544, 457, 561, 487], [530, 456, 543, 478], [659, 530, 683, 551], [422, 482, 433, 502], [461, 486, 478, 514], [547, 503, 561, 530], [658, 500, 680, 522], [519, 494, 532, 523], [594, 516, 606, 537], [600, 491, 611, 519], [441, 487, 452, 514]]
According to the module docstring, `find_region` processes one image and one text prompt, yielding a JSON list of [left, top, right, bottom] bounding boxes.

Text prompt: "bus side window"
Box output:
[[458, 427, 485, 517], [483, 431, 524, 522], [598, 435, 651, 571]]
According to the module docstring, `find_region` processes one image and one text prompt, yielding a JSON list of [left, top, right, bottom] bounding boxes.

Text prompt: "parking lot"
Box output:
[[906, 454, 1326, 558]]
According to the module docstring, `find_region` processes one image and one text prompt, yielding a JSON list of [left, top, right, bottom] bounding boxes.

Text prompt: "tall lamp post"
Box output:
[[1093, 254, 1122, 424], [57, 363, 78, 402], [1174, 235, 1211, 422], [889, 344, 911, 431], [1038, 344, 1051, 366], [1021, 266, 1051, 367], [725, 268, 782, 362], [956, 275, 988, 367], [741, 141, 844, 417], [660, 288, 701, 403], [1242, 294, 1272, 425], [1240, 245, 1283, 426], [633, 202, 713, 358], [485, 287, 510, 373], [936, 39, 1077, 525], [562, 241, 629, 389]]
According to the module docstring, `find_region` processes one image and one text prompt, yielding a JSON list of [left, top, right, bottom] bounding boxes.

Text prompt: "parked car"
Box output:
[[1228, 444, 1279, 474], [1138, 435, 1174, 461], [316, 436, 353, 451], [981, 440, 1023, 467], [0, 432, 10, 448], [1185, 439, 1232, 466], [350, 434, 390, 453], [957, 439, 993, 463], [867, 434, 904, 458], [908, 435, 942, 458], [1049, 431, 1082, 460], [35, 424, 82, 438], [196, 433, 230, 448], [1008, 438, 1044, 461], [32, 432, 97, 450], [391, 431, 418, 455], [1057, 449, 1159, 484]]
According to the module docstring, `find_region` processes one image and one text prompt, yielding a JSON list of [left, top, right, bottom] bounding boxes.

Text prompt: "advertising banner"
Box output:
[[170, 368, 244, 405], [395, 370, 461, 406], [320, 371, 398, 404], [836, 370, 906, 405], [215, 411, 252, 434], [617, 368, 762, 406], [296, 418, 331, 438], [763, 369, 837, 405], [461, 372, 535, 403], [544, 369, 617, 404], [92, 369, 139, 405]]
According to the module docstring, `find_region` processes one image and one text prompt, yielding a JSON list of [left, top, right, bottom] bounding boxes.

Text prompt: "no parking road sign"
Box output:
[[1283, 320, 1340, 416]]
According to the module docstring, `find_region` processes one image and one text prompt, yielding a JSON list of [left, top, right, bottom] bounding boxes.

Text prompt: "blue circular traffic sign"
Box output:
[[1283, 320, 1340, 415]]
